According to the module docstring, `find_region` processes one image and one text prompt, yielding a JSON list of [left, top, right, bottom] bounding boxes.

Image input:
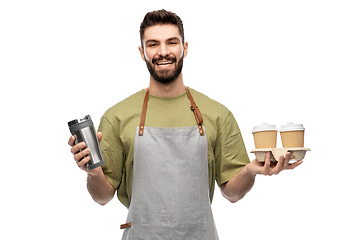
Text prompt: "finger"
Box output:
[[274, 155, 285, 174], [77, 156, 90, 169], [286, 160, 303, 170], [74, 148, 90, 162], [71, 142, 86, 155], [263, 152, 271, 175], [283, 152, 291, 169], [68, 135, 76, 147]]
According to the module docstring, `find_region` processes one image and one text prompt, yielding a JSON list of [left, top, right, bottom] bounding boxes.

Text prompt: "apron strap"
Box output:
[[185, 87, 205, 136], [120, 222, 132, 229], [139, 89, 149, 136], [139, 87, 205, 136]]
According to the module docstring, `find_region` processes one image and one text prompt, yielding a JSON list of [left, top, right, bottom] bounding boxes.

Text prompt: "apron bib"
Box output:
[[121, 88, 219, 240]]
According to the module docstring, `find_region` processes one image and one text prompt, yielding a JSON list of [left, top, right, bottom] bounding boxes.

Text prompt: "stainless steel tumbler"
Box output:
[[68, 115, 105, 170]]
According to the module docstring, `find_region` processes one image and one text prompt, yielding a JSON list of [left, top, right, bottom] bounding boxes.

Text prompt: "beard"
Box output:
[[145, 54, 184, 84]]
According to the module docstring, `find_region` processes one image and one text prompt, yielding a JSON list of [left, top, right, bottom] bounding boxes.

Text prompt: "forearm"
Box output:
[[220, 164, 256, 203], [87, 168, 116, 206]]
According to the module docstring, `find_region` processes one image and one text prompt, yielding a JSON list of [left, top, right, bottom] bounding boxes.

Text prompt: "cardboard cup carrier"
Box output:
[[251, 122, 309, 162]]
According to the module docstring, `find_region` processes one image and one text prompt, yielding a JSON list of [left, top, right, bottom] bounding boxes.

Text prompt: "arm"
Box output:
[[68, 133, 116, 206], [220, 152, 303, 203], [87, 166, 116, 206], [220, 164, 256, 203]]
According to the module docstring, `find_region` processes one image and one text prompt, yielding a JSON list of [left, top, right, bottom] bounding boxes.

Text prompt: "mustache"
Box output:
[[152, 55, 177, 64]]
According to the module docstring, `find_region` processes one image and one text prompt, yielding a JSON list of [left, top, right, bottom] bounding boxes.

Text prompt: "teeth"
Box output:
[[157, 61, 173, 65]]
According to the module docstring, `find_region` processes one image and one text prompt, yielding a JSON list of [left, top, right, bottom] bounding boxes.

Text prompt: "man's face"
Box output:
[[139, 24, 188, 84]]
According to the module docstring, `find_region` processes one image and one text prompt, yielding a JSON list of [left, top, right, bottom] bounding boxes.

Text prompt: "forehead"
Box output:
[[143, 24, 182, 43]]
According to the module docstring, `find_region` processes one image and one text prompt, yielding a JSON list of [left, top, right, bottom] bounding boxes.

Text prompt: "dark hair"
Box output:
[[140, 9, 184, 47]]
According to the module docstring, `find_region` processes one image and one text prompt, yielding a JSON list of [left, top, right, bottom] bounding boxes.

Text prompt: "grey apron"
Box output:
[[121, 88, 219, 240]]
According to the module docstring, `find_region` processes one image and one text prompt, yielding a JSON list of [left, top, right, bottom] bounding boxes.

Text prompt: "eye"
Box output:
[[146, 42, 158, 47]]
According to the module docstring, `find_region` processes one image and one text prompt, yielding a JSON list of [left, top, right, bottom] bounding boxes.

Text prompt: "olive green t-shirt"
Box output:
[[98, 88, 250, 208]]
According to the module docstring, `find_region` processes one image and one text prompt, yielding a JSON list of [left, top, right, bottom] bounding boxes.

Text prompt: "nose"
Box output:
[[158, 43, 170, 57]]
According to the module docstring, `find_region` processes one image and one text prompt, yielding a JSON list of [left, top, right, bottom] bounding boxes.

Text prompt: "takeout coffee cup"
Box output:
[[252, 123, 278, 149], [280, 122, 305, 148]]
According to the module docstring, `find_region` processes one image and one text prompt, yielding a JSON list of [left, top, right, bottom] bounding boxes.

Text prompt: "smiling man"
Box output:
[[141, 26, 186, 84], [68, 9, 302, 239]]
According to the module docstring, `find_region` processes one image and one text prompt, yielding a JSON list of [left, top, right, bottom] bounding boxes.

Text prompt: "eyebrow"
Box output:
[[145, 37, 181, 45], [167, 37, 181, 42]]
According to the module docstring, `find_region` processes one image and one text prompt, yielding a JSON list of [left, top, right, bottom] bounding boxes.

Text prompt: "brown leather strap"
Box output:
[[139, 87, 204, 136], [185, 87, 205, 136], [120, 222, 132, 229], [139, 89, 149, 136]]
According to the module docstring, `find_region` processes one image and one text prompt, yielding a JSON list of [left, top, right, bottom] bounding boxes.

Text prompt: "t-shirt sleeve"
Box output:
[[97, 116, 124, 190], [215, 112, 250, 186]]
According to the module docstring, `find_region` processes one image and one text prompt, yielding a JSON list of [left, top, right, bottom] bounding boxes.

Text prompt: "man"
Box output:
[[68, 9, 302, 239]]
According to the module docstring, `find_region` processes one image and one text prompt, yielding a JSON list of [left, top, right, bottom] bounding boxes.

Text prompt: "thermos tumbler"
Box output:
[[68, 115, 105, 170]]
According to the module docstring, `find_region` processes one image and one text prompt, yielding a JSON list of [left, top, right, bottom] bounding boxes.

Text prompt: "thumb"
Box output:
[[96, 132, 103, 143], [68, 135, 76, 147]]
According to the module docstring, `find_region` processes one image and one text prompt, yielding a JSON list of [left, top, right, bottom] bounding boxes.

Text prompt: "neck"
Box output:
[[148, 73, 186, 97]]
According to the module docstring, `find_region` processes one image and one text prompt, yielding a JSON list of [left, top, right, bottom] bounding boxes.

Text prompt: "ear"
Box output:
[[183, 41, 189, 58], [138, 46, 146, 62]]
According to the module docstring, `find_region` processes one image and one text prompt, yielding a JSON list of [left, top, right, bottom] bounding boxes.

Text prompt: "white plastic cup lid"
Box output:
[[280, 122, 305, 132], [252, 122, 277, 133]]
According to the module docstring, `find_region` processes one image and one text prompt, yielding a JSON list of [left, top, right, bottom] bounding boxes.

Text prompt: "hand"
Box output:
[[68, 132, 103, 175], [247, 152, 303, 176]]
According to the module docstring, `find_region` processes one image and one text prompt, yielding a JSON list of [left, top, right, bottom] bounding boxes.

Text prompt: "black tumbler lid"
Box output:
[[68, 115, 93, 134]]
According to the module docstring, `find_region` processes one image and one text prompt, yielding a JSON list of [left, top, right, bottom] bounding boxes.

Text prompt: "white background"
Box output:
[[1, 0, 349, 239]]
